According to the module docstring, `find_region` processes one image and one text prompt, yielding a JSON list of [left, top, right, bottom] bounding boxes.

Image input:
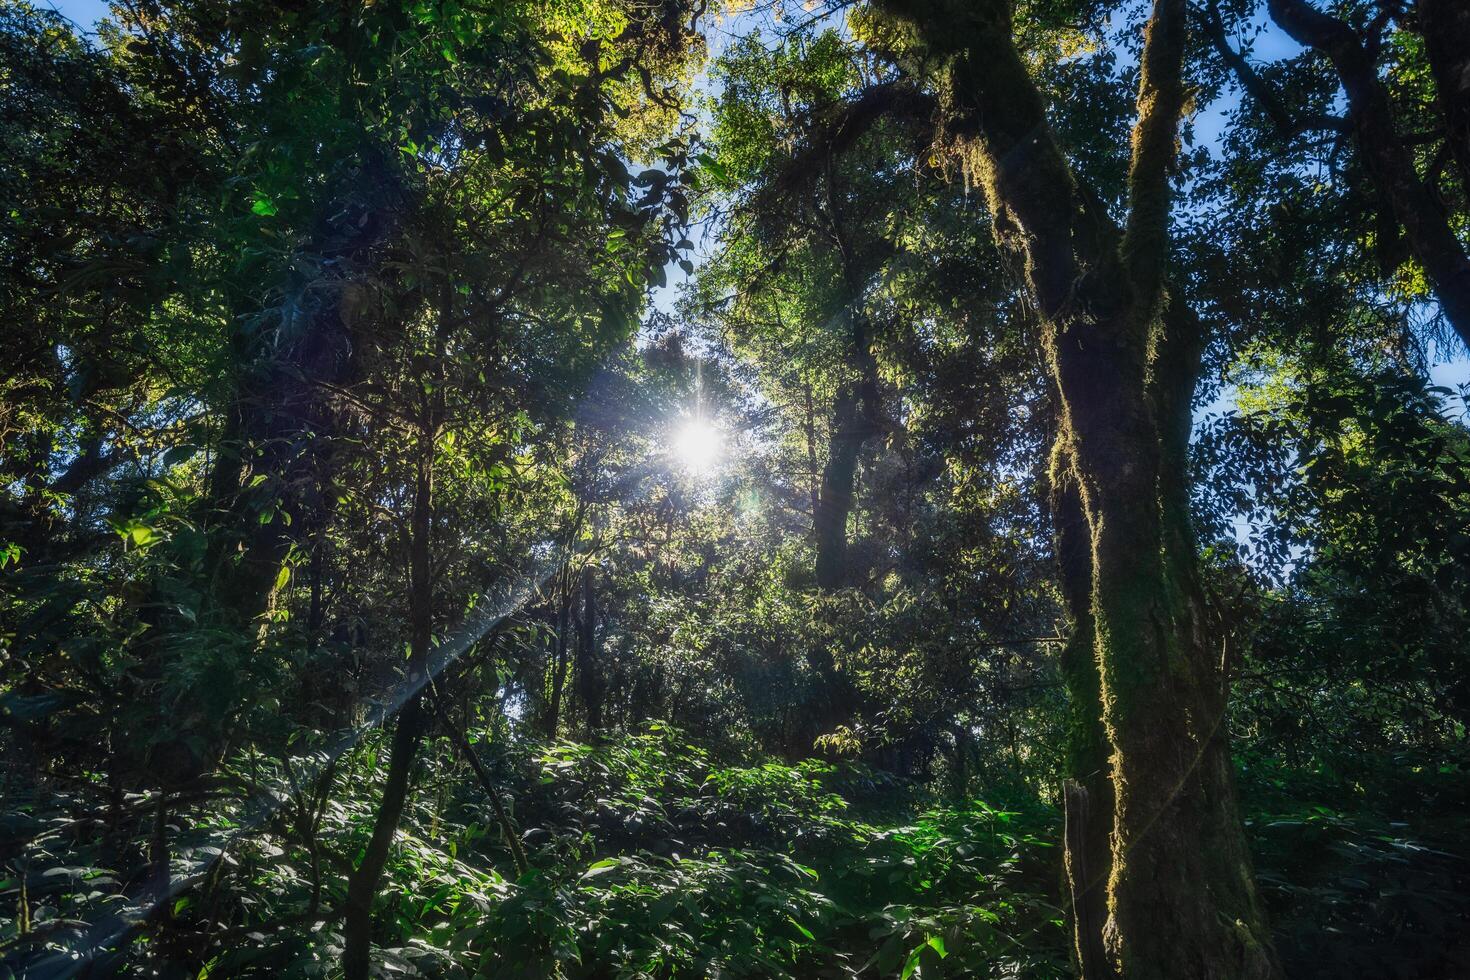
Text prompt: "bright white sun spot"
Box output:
[[670, 416, 724, 476]]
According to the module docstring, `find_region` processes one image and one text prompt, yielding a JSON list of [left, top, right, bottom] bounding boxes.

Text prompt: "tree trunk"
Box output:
[[203, 283, 363, 635], [148, 790, 170, 907], [1036, 285, 1274, 978], [341, 695, 426, 980], [575, 565, 604, 737], [1058, 322, 1274, 979], [813, 383, 864, 589], [814, 300, 882, 592], [544, 581, 572, 739], [204, 163, 394, 636], [1050, 450, 1113, 980], [341, 421, 434, 980], [803, 378, 823, 522], [947, 722, 971, 802]]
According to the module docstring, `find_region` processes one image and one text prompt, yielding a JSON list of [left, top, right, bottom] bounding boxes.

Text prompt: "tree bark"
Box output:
[[203, 282, 362, 634], [1050, 452, 1113, 980], [341, 694, 426, 980], [814, 303, 882, 591], [544, 579, 572, 739], [203, 159, 396, 636], [147, 789, 170, 907], [803, 378, 822, 523]]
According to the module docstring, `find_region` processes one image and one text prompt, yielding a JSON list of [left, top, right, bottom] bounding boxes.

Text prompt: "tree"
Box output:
[[1204, 0, 1470, 352], [859, 0, 1281, 974], [705, 30, 923, 590]]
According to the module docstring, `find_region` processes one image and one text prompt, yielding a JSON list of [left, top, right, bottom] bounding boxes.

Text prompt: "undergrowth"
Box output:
[[4, 724, 1468, 978]]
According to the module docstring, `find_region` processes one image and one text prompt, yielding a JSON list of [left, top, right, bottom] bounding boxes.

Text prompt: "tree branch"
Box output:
[[1123, 0, 1190, 318], [1198, 1, 1348, 139], [763, 81, 936, 203], [873, 0, 1089, 317], [1270, 0, 1470, 351]]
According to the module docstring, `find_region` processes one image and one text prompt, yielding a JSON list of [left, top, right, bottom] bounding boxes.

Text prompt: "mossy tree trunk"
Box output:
[[811, 160, 886, 592], [814, 310, 883, 591], [1051, 450, 1112, 980], [873, 0, 1281, 975]]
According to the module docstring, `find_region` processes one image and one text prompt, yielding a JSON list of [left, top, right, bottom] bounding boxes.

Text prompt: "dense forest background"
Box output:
[[3, 0, 1469, 976]]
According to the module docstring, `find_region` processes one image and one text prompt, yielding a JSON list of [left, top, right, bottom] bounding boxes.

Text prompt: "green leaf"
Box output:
[[129, 524, 159, 547], [581, 858, 621, 878], [695, 152, 729, 185], [250, 194, 278, 217], [274, 565, 291, 591]]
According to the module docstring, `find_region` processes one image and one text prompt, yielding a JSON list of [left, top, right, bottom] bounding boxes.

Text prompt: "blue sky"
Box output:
[[41, 0, 108, 31]]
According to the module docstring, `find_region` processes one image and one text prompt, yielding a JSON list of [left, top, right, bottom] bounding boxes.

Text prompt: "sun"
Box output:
[[670, 416, 724, 476]]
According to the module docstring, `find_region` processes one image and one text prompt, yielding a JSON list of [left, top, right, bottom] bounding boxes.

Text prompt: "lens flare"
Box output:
[[671, 416, 723, 475]]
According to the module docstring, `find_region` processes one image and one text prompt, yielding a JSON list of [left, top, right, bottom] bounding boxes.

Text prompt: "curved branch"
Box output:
[[1270, 0, 1470, 351], [874, 0, 1088, 316], [764, 81, 937, 202], [1198, 1, 1348, 139]]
